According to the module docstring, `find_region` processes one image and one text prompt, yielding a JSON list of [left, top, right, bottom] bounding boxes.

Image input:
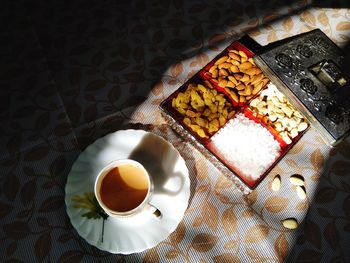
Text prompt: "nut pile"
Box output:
[[172, 81, 235, 138], [205, 49, 269, 104], [249, 83, 308, 144]]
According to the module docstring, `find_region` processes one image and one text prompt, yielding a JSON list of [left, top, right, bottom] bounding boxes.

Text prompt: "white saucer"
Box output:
[[65, 129, 190, 254]]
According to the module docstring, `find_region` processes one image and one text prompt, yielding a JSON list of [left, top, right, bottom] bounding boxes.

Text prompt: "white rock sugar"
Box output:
[[210, 113, 281, 180]]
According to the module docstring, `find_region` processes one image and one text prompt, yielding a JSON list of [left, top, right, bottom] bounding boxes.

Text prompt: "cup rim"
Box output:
[[94, 159, 151, 217]]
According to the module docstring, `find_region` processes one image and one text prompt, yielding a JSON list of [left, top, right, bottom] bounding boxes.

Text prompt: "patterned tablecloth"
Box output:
[[1, 0, 350, 262]]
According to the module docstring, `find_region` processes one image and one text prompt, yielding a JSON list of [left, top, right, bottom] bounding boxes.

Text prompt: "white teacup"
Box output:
[[94, 159, 161, 218]]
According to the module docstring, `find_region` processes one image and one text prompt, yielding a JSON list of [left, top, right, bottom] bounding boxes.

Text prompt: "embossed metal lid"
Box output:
[[254, 29, 350, 146]]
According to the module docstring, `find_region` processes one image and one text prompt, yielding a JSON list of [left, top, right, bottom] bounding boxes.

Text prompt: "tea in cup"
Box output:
[[94, 159, 161, 218]]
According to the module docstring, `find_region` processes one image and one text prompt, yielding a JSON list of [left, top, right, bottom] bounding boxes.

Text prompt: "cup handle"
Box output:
[[145, 203, 162, 219]]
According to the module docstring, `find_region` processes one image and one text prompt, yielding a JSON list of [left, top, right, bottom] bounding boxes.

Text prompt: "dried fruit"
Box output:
[[172, 82, 235, 138]]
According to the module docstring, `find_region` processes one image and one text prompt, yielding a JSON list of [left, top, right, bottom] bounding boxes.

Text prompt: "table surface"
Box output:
[[1, 0, 350, 262]]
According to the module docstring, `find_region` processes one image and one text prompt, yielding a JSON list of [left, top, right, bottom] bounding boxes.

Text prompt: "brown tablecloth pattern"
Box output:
[[1, 0, 350, 262]]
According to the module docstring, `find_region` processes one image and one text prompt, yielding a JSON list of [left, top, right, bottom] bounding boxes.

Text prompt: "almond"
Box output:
[[296, 186, 306, 200], [230, 65, 240, 73], [219, 68, 229, 76], [218, 79, 228, 88], [281, 218, 298, 229], [215, 56, 229, 65], [228, 52, 241, 61], [239, 61, 253, 70], [271, 174, 281, 191], [290, 174, 305, 186], [239, 50, 248, 59]]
